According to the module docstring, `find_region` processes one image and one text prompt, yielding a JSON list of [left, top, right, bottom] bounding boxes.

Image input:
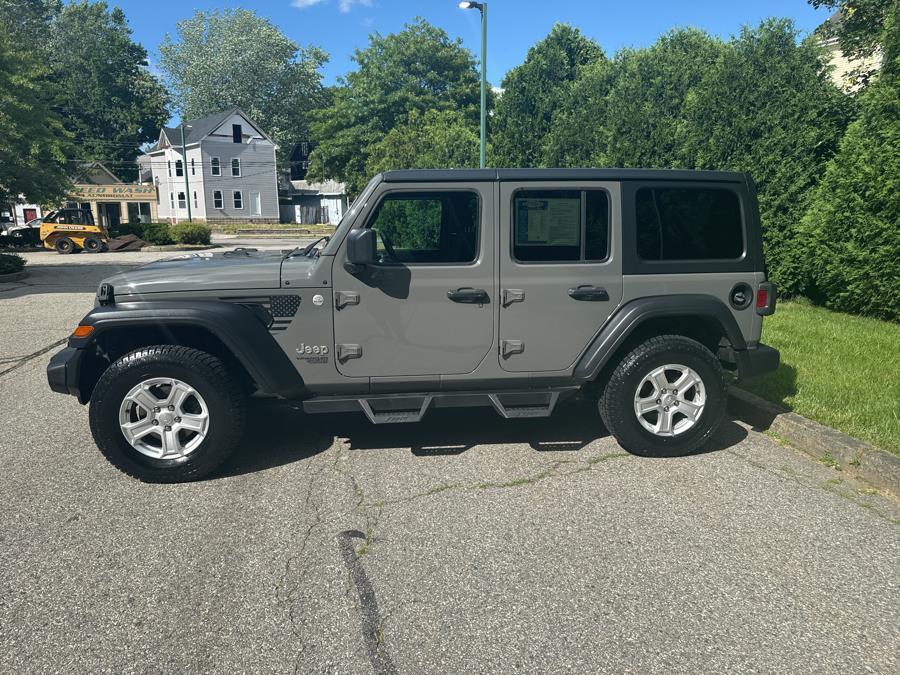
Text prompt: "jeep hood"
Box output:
[[102, 250, 315, 296]]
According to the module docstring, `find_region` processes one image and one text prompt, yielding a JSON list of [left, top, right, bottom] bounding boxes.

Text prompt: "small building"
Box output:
[[816, 13, 883, 93], [1, 201, 43, 227], [141, 107, 280, 224], [66, 161, 157, 228], [279, 141, 348, 224]]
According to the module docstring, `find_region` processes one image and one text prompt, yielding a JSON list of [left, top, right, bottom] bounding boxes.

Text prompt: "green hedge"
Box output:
[[0, 253, 25, 275], [170, 222, 211, 245]]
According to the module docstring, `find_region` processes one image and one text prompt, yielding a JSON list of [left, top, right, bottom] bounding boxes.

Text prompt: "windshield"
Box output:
[[25, 218, 44, 227]]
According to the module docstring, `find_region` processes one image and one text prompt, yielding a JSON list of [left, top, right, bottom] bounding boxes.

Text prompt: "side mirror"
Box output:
[[345, 228, 376, 270]]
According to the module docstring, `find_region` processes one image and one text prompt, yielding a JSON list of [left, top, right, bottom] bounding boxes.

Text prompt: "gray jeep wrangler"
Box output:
[[48, 169, 779, 482]]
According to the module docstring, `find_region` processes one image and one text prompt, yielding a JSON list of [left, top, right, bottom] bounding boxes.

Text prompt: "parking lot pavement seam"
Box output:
[[0, 338, 66, 378], [365, 452, 630, 511]]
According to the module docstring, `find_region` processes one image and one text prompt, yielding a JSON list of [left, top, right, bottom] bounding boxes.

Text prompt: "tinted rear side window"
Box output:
[[636, 187, 743, 260]]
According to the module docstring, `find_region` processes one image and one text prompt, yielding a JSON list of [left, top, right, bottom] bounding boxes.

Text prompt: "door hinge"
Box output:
[[336, 344, 362, 362], [500, 340, 524, 358], [502, 289, 525, 307], [335, 291, 360, 310]]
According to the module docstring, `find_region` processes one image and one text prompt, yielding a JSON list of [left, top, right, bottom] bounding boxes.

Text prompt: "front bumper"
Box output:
[[734, 343, 780, 381], [47, 347, 85, 399]]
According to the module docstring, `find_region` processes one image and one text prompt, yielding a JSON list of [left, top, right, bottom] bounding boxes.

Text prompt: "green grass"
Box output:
[[740, 300, 900, 456]]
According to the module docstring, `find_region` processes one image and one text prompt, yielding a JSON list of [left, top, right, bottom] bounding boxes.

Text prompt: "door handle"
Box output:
[[568, 285, 609, 301], [447, 287, 490, 304]]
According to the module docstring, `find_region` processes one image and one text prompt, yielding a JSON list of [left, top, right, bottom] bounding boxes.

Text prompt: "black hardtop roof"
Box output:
[[380, 168, 747, 183]]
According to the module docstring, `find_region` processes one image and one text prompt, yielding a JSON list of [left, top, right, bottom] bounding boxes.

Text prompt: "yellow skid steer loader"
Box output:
[[40, 208, 109, 254]]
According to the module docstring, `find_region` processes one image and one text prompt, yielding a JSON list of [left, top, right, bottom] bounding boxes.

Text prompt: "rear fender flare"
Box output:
[[573, 294, 746, 381]]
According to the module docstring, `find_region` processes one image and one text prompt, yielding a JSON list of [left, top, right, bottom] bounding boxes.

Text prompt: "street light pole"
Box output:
[[180, 123, 193, 223], [459, 1, 487, 168]]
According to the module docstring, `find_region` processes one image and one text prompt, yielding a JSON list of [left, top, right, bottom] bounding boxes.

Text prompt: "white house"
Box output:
[[142, 107, 280, 224]]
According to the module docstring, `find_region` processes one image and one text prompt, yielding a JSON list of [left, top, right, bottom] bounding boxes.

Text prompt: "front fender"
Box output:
[[68, 300, 305, 399]]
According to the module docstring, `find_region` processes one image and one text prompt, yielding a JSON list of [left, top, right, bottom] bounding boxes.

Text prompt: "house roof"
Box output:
[[148, 107, 273, 152], [71, 161, 123, 184]]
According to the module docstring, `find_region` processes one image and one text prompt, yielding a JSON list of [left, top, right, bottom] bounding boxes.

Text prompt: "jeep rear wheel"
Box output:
[[599, 335, 726, 457], [89, 346, 246, 482]]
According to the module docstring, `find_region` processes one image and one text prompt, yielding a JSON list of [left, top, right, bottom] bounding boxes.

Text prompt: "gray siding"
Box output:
[[201, 140, 279, 222]]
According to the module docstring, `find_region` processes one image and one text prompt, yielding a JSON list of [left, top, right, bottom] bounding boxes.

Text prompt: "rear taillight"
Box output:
[[756, 281, 777, 316]]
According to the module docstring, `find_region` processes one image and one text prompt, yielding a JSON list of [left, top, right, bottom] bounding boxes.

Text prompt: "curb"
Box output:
[[0, 269, 28, 283], [141, 244, 219, 252], [728, 387, 900, 496]]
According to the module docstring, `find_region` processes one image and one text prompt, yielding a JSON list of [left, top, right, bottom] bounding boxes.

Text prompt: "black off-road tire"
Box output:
[[599, 335, 727, 457], [83, 236, 102, 252], [54, 236, 74, 254], [89, 346, 247, 482]]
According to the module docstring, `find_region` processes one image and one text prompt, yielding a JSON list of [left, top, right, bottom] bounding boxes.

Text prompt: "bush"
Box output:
[[799, 71, 900, 321], [170, 222, 211, 245], [0, 253, 25, 275]]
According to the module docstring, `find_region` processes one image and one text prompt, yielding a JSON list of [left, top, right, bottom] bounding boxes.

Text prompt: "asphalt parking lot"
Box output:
[[1, 248, 898, 673]]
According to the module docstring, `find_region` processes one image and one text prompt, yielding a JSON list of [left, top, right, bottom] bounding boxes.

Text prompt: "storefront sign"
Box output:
[[71, 184, 155, 199]]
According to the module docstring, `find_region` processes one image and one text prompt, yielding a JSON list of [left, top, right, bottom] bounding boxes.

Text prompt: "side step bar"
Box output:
[[302, 388, 578, 424]]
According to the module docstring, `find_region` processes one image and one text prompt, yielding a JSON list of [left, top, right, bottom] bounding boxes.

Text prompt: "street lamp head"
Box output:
[[459, 1, 483, 10]]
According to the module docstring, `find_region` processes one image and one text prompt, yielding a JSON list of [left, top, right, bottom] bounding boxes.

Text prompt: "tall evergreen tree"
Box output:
[[491, 24, 604, 168]]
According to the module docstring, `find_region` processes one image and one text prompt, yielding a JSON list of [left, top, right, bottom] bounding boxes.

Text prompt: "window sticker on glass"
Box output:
[[515, 197, 580, 246]]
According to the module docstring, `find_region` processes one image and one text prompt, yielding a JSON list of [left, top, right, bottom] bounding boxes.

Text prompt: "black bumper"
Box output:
[[734, 343, 780, 380], [47, 347, 85, 399]]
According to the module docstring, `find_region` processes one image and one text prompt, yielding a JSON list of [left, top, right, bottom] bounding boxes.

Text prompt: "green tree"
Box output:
[[605, 29, 726, 169], [306, 18, 483, 194], [0, 0, 60, 40], [799, 9, 899, 320], [159, 8, 327, 162], [46, 1, 168, 181], [0, 30, 71, 206], [543, 59, 614, 167], [366, 109, 479, 175], [491, 24, 604, 167], [679, 20, 853, 295]]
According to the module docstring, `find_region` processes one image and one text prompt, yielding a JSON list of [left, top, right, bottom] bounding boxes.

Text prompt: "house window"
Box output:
[[191, 159, 195, 175], [213, 190, 223, 209], [169, 192, 174, 209], [175, 160, 183, 177], [167, 160, 171, 177], [250, 191, 261, 216], [211, 157, 221, 176], [232, 124, 242, 143], [177, 192, 186, 209], [233, 191, 243, 209], [231, 158, 241, 177], [193, 191, 198, 208]]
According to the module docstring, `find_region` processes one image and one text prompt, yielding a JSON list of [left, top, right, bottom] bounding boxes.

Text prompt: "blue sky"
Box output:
[[115, 0, 832, 87]]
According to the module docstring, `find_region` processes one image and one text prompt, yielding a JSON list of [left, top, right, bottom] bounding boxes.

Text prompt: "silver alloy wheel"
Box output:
[[118, 377, 209, 459], [633, 363, 706, 437]]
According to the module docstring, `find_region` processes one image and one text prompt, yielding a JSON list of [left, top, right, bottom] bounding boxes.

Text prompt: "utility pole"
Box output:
[[180, 124, 193, 222], [459, 1, 487, 168]]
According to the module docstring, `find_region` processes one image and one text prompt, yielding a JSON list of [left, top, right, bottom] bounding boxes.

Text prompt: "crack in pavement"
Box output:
[[0, 339, 66, 379]]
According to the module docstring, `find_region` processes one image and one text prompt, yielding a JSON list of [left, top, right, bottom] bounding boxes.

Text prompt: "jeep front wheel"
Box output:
[[599, 335, 727, 457], [89, 346, 246, 482]]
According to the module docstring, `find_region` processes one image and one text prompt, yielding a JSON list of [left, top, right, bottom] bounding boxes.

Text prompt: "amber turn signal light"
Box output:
[[72, 325, 94, 338]]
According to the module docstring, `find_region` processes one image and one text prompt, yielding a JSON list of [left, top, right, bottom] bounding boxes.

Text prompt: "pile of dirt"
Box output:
[[106, 234, 148, 251]]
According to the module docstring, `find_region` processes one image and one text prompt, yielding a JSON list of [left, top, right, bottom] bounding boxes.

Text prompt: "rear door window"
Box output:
[[513, 189, 609, 262], [635, 187, 744, 260]]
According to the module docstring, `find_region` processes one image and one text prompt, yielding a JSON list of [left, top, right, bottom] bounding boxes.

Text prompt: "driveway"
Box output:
[[1, 252, 897, 673]]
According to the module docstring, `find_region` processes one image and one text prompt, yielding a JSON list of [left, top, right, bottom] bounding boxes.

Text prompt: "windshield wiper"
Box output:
[[283, 236, 330, 259]]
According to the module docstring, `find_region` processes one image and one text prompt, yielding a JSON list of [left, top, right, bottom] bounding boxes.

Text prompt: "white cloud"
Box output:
[[339, 0, 372, 13], [292, 0, 325, 8]]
